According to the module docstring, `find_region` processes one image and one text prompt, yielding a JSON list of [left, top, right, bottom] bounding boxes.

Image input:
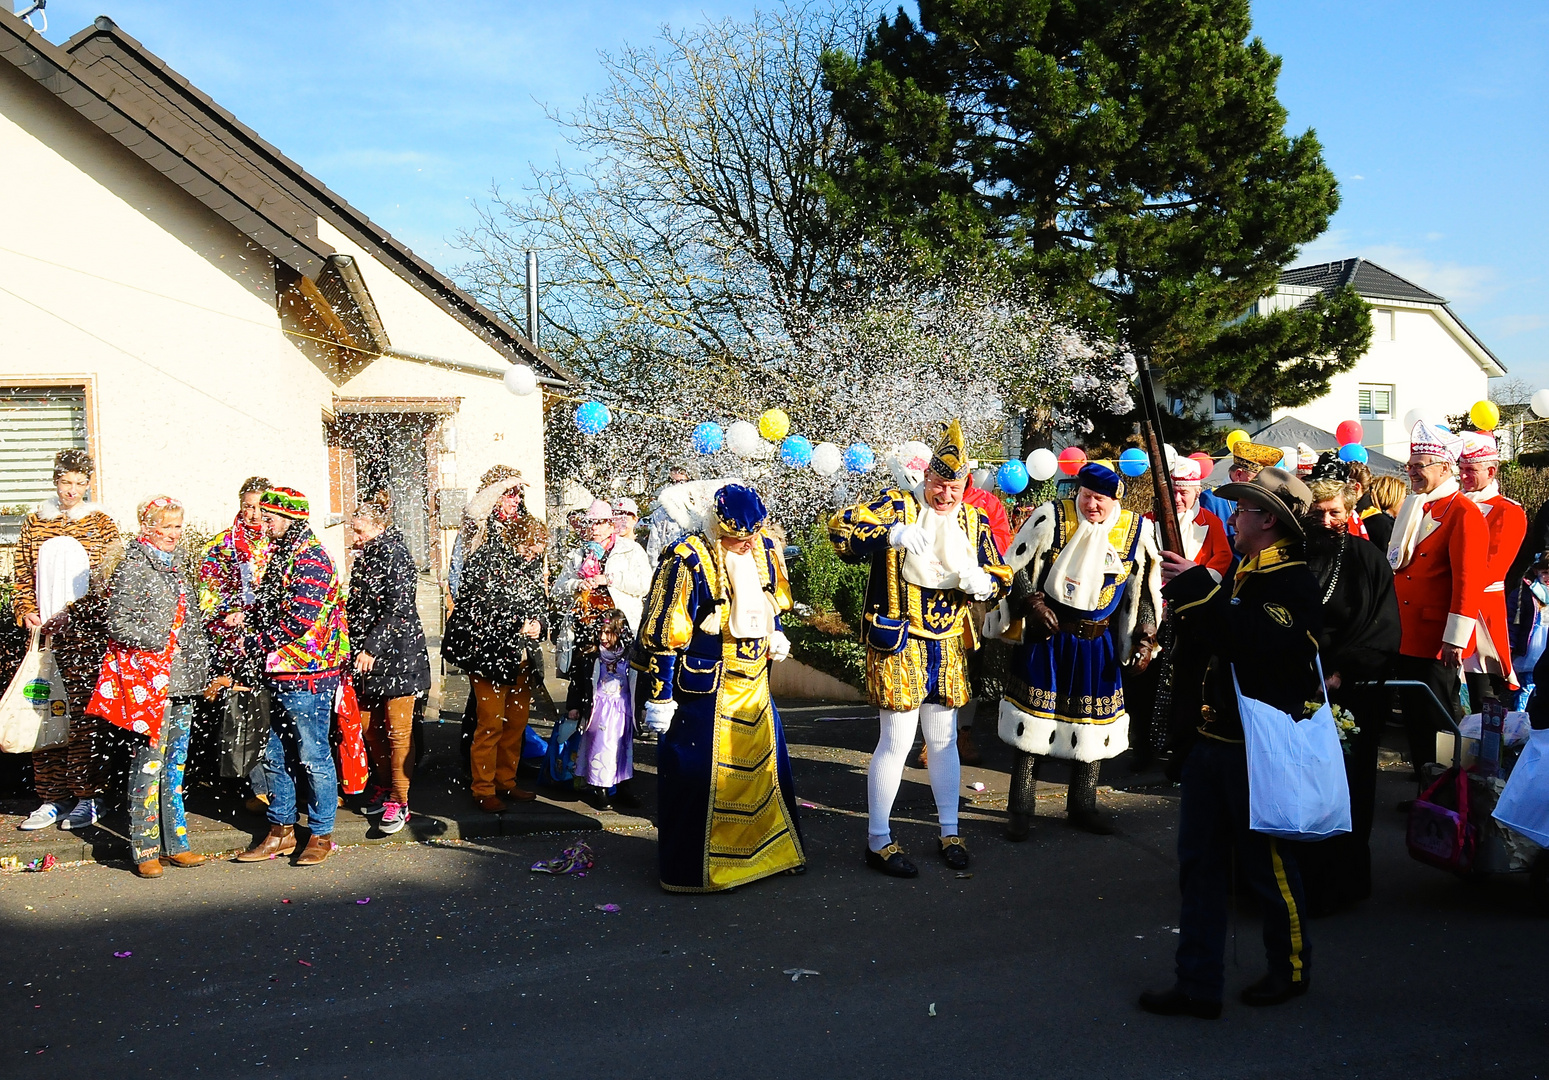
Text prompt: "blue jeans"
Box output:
[[129, 698, 194, 863], [263, 684, 338, 835]]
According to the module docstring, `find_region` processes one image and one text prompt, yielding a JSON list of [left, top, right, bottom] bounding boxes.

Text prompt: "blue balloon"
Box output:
[[996, 459, 1029, 495], [692, 421, 725, 454], [1338, 442, 1369, 463], [843, 443, 874, 473], [780, 434, 813, 467], [1119, 447, 1150, 477], [575, 401, 611, 435]]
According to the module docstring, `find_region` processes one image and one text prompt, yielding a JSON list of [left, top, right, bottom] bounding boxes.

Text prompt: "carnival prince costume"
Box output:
[[830, 420, 1011, 878], [635, 483, 806, 892]]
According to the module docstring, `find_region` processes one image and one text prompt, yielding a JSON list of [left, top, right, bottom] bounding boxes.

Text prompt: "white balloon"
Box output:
[[503, 364, 538, 396], [1533, 390, 1549, 419], [811, 442, 843, 477], [1026, 447, 1059, 482], [1278, 445, 1297, 469], [972, 467, 993, 491], [1402, 408, 1426, 432], [727, 420, 762, 457], [1164, 443, 1178, 469]]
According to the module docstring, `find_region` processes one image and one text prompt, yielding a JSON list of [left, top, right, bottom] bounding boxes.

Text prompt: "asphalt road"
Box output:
[[3, 708, 1546, 1080]]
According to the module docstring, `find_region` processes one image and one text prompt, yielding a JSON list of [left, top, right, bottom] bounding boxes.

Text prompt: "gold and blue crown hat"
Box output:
[[1076, 462, 1124, 499], [715, 483, 767, 539], [929, 418, 971, 481]]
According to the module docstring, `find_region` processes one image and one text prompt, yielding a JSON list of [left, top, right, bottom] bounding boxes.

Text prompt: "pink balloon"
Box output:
[[1335, 420, 1364, 446]]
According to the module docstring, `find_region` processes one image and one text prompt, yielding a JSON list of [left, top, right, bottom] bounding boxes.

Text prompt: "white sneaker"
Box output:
[[59, 798, 98, 831], [18, 802, 61, 831]]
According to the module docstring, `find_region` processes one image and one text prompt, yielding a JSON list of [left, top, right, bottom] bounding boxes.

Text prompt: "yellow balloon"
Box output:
[[1225, 428, 1251, 451], [1470, 399, 1500, 431], [1094, 458, 1114, 472], [758, 408, 790, 441]]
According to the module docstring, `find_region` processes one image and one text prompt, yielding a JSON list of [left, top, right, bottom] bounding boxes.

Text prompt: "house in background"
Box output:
[[0, 13, 569, 576], [1184, 258, 1505, 460]]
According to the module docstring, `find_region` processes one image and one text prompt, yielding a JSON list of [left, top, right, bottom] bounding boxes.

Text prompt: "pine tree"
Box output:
[[822, 0, 1372, 441]]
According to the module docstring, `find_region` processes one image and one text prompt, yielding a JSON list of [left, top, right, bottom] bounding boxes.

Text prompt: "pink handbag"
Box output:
[[1407, 766, 1477, 872]]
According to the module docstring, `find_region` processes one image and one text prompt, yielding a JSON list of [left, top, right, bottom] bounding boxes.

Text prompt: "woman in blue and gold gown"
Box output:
[[635, 484, 805, 892]]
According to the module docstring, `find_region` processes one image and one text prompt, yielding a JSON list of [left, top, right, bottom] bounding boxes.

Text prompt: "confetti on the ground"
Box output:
[[281, 899, 291, 904], [813, 715, 861, 723], [297, 960, 312, 967], [595, 903, 620, 913], [530, 842, 595, 876], [356, 897, 371, 905], [928, 1003, 937, 1016], [969, 781, 986, 792], [955, 872, 973, 879], [783, 968, 821, 982], [798, 800, 819, 809], [113, 951, 132, 958]]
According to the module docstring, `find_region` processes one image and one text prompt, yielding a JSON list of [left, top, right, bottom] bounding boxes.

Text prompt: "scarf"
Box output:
[[229, 514, 271, 605], [1177, 503, 1204, 563], [724, 547, 773, 639], [1046, 500, 1123, 611], [141, 539, 175, 567], [1389, 478, 1459, 571], [1465, 480, 1501, 504], [901, 490, 977, 590]]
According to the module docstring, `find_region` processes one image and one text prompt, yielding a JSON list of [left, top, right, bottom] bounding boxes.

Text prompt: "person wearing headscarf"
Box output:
[[830, 420, 1011, 878], [1297, 477, 1401, 913], [554, 498, 653, 637], [1457, 430, 1528, 712], [1389, 420, 1488, 779], [13, 449, 120, 832], [636, 483, 805, 892], [989, 462, 1162, 836]]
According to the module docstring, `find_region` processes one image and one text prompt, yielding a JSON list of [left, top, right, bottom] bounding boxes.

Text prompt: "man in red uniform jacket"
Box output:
[[1388, 421, 1488, 777], [1458, 430, 1528, 708], [1153, 457, 1233, 576]]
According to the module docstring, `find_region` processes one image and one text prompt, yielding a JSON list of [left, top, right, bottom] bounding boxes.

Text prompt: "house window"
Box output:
[[0, 385, 91, 510], [1212, 390, 1235, 417], [1373, 308, 1395, 341], [1358, 384, 1394, 419], [1168, 395, 1186, 417]]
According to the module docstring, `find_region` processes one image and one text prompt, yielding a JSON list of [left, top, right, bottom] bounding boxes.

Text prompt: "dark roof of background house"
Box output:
[[0, 12, 570, 382], [1279, 257, 1502, 373]]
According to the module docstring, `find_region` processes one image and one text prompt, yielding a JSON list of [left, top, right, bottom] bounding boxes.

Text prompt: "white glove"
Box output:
[[960, 567, 996, 602], [643, 699, 678, 734], [889, 521, 931, 556], [768, 630, 792, 662]]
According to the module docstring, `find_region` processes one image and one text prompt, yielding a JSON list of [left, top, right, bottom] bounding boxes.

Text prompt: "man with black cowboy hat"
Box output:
[[1140, 467, 1325, 1018]]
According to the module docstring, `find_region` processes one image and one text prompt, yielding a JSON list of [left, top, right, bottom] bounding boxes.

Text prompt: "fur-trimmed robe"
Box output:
[[987, 499, 1162, 762]]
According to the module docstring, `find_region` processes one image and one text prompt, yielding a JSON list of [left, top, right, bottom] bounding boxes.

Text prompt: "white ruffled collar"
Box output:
[[34, 496, 101, 522]]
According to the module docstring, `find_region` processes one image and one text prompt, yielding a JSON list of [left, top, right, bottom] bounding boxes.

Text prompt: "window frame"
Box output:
[[0, 376, 103, 507]]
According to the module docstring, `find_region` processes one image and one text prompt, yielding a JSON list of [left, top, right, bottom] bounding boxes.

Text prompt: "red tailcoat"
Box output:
[[1467, 490, 1528, 681], [964, 482, 1013, 556], [1393, 491, 1488, 660], [1150, 506, 1233, 576]]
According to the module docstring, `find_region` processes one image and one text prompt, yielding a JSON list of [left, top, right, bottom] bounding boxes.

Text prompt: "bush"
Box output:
[[1500, 462, 1549, 517], [788, 519, 869, 626]]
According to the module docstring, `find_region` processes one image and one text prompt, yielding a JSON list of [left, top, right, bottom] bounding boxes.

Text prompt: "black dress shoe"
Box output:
[[1240, 972, 1309, 1006], [1138, 987, 1222, 1019], [1068, 807, 1116, 835], [939, 835, 970, 870], [864, 844, 919, 878], [1005, 812, 1032, 842]]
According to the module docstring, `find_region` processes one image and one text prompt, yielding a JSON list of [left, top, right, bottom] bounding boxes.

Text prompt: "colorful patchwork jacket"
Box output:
[[197, 517, 272, 678], [251, 522, 349, 690]]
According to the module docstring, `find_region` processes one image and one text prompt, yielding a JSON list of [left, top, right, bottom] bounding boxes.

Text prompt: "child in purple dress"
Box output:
[[568, 608, 639, 809]]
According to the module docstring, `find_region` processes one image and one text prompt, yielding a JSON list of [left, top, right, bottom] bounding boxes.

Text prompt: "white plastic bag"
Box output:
[[1493, 726, 1549, 848], [0, 630, 71, 754], [1235, 658, 1352, 842]]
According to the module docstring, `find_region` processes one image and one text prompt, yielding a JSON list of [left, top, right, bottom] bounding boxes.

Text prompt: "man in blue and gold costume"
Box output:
[[636, 483, 806, 892], [830, 419, 1011, 878], [989, 462, 1162, 838]]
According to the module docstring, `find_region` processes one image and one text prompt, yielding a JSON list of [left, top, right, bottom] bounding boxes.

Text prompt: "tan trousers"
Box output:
[[362, 697, 416, 805], [469, 675, 530, 798]]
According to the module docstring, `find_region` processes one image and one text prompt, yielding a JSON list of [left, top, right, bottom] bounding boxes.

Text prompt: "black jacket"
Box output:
[[346, 527, 431, 706], [1164, 540, 1325, 744], [1305, 527, 1401, 683], [442, 521, 549, 686]]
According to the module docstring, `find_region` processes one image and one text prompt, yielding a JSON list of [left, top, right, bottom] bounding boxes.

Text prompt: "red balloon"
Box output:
[[1189, 451, 1214, 468], [1335, 420, 1364, 446], [1057, 446, 1087, 476]]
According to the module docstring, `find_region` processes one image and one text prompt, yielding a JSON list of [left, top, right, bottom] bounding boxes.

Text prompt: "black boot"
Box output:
[[1006, 751, 1039, 841], [1067, 760, 1115, 835]]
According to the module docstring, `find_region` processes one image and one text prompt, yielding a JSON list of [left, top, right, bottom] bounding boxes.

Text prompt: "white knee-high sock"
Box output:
[[920, 703, 961, 836], [867, 707, 920, 851]]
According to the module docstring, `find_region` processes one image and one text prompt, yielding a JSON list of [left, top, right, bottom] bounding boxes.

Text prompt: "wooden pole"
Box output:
[[1136, 361, 1182, 555]]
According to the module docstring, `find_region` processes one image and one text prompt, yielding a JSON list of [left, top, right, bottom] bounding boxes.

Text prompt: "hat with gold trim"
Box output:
[[714, 483, 767, 539], [929, 419, 971, 481], [1231, 440, 1283, 472]]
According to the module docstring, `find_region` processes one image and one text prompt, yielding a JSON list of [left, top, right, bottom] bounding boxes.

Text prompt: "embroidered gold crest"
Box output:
[[1263, 603, 1293, 628]]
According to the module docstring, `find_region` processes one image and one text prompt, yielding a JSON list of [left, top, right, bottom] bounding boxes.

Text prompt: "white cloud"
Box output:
[[1494, 314, 1548, 336], [1360, 245, 1500, 306], [1348, 174, 1365, 180]]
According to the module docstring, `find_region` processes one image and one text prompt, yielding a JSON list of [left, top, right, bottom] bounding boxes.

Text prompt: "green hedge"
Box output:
[[788, 519, 870, 626], [783, 622, 866, 689]]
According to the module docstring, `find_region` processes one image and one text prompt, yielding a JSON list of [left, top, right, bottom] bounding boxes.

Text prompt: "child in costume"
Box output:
[[569, 608, 638, 808]]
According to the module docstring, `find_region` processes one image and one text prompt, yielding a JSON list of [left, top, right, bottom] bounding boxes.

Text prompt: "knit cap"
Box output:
[[260, 487, 309, 520]]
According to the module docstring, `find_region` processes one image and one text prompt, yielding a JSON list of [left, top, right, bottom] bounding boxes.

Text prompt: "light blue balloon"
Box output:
[[1338, 442, 1369, 463], [692, 421, 725, 454], [575, 401, 611, 435], [996, 459, 1029, 495], [1118, 447, 1150, 477], [843, 443, 874, 473], [780, 435, 813, 467]]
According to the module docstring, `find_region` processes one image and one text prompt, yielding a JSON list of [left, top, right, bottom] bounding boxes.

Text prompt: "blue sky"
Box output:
[[22, 0, 1549, 389]]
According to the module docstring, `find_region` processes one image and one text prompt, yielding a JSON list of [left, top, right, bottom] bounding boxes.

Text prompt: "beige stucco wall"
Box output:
[[0, 61, 544, 571]]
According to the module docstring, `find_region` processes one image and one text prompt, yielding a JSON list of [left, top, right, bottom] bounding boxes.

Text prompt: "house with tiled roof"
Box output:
[[0, 12, 569, 572], [1197, 257, 1505, 460]]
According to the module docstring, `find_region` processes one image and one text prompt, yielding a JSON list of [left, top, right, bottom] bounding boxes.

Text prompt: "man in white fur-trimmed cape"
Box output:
[[986, 462, 1161, 837]]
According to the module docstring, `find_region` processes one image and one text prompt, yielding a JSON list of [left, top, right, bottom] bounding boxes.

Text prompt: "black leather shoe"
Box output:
[[1138, 987, 1222, 1019], [939, 835, 970, 870], [1068, 806, 1116, 836], [864, 844, 919, 878], [1005, 812, 1032, 842], [1240, 972, 1309, 1006]]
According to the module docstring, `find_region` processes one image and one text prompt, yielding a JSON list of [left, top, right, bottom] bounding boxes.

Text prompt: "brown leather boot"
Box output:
[[133, 858, 164, 878], [160, 852, 206, 868], [476, 795, 506, 812], [958, 725, 983, 766], [295, 833, 333, 866], [236, 824, 296, 862], [498, 787, 537, 803]]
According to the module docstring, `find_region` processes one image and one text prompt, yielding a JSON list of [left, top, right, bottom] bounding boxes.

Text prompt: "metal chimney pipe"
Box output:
[[525, 251, 539, 348]]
